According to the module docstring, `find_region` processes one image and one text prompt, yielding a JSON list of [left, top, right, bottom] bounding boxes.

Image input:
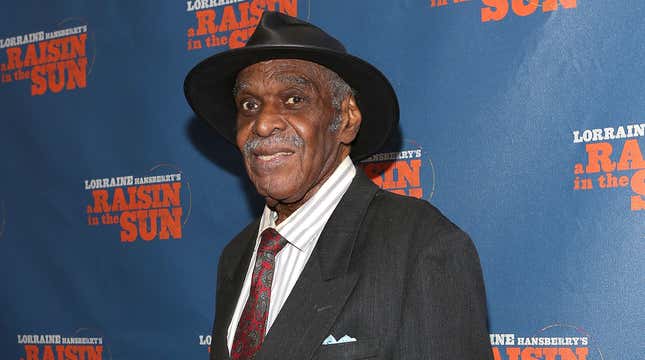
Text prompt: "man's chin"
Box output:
[[253, 180, 302, 205]]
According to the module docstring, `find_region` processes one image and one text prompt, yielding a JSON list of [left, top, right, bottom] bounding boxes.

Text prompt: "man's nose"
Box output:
[[253, 102, 286, 137]]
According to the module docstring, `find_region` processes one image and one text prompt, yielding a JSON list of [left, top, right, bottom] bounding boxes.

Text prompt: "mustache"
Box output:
[[242, 133, 304, 155]]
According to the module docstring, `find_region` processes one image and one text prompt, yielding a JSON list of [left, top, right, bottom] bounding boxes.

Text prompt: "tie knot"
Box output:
[[258, 227, 287, 255]]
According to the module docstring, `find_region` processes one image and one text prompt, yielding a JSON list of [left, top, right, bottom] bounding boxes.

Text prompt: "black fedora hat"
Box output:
[[184, 11, 399, 161]]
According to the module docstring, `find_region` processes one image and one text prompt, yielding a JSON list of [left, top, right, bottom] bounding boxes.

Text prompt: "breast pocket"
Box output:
[[314, 338, 380, 360]]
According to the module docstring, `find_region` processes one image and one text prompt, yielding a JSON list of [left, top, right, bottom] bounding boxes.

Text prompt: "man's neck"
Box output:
[[271, 151, 351, 225]]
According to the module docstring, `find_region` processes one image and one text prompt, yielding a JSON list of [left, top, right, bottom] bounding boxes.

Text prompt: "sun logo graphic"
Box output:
[[482, 0, 577, 22], [185, 0, 301, 51], [0, 18, 95, 95], [359, 139, 436, 200], [427, 0, 577, 23], [17, 328, 111, 360], [490, 323, 604, 360], [83, 163, 192, 243], [571, 123, 645, 211]]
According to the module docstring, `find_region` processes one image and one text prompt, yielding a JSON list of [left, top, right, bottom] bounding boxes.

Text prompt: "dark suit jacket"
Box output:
[[210, 171, 493, 359]]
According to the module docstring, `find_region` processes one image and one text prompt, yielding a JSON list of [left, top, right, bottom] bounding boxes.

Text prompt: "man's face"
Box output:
[[234, 59, 348, 209]]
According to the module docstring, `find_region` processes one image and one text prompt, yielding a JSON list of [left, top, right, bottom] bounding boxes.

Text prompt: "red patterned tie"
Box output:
[[231, 227, 288, 360]]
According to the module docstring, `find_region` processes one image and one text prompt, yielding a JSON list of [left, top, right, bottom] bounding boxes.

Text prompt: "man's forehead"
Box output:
[[239, 59, 325, 75], [234, 59, 328, 92]]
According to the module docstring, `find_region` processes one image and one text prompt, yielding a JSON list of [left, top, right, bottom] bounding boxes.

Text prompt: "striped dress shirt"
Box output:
[[226, 156, 357, 353]]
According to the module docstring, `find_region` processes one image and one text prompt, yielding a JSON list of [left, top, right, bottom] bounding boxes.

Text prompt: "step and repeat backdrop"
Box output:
[[1, 1, 643, 359]]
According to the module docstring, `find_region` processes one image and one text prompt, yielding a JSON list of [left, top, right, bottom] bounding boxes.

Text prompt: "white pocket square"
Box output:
[[322, 334, 357, 345]]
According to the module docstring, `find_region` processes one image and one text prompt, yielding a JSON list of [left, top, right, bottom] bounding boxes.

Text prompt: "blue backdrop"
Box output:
[[1, 1, 642, 359]]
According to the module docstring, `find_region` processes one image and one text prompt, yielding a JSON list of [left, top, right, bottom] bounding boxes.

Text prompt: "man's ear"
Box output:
[[337, 95, 362, 145]]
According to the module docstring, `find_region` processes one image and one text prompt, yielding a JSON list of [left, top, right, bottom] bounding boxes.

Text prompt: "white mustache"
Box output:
[[243, 134, 304, 155]]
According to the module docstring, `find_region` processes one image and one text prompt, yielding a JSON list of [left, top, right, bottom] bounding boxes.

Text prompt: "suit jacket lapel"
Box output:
[[211, 219, 260, 360], [256, 171, 379, 360]]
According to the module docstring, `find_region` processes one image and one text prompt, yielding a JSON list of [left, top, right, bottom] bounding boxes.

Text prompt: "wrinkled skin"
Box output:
[[234, 59, 362, 224]]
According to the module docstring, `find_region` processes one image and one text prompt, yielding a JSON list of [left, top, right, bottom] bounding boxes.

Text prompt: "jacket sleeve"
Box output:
[[395, 227, 493, 359]]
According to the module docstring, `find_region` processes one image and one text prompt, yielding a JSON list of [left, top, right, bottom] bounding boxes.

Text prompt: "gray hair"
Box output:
[[322, 67, 355, 132]]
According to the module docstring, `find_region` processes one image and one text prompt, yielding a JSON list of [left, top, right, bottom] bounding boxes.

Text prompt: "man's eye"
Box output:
[[285, 95, 303, 105], [241, 100, 259, 111]]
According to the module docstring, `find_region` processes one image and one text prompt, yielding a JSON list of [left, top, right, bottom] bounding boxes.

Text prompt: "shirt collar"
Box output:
[[258, 156, 356, 251]]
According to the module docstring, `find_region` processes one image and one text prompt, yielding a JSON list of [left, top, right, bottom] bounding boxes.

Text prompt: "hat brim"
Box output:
[[184, 45, 399, 161]]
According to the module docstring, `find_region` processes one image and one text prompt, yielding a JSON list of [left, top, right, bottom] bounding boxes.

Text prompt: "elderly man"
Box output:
[[185, 11, 492, 360]]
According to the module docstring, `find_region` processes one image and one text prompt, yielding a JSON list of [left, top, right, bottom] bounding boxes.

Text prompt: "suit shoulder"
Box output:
[[365, 189, 478, 257], [370, 189, 462, 233]]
